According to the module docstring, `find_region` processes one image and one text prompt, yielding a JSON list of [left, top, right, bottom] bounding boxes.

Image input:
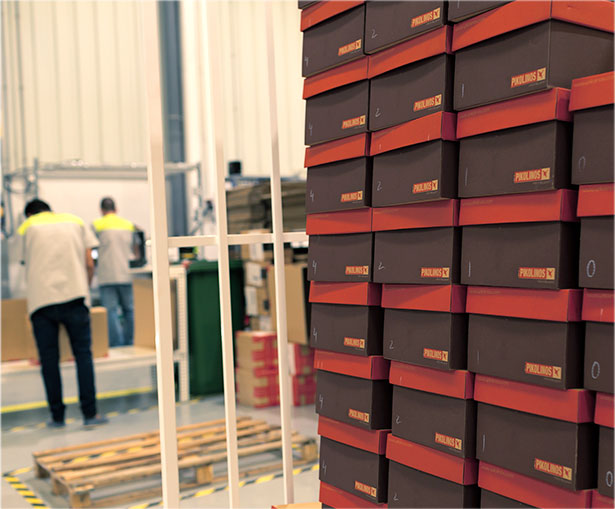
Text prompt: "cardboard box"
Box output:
[[579, 216, 614, 290], [235, 331, 277, 370], [467, 314, 583, 390], [364, 1, 447, 54], [249, 315, 273, 332], [454, 20, 614, 111], [316, 369, 392, 430], [584, 321, 614, 394], [458, 121, 571, 198], [244, 286, 270, 317], [572, 106, 614, 185], [308, 233, 373, 283], [598, 426, 614, 498], [388, 460, 480, 508], [244, 261, 271, 288], [384, 309, 467, 371], [267, 263, 310, 345], [310, 303, 383, 356], [306, 157, 372, 214], [319, 436, 388, 504], [479, 490, 533, 508], [370, 54, 454, 132], [236, 367, 316, 408], [461, 222, 579, 290], [305, 80, 369, 146], [133, 277, 177, 350], [289, 344, 315, 376], [302, 4, 365, 77], [392, 385, 476, 459], [373, 227, 461, 285], [372, 140, 458, 207], [2, 299, 108, 362], [448, 1, 508, 23], [476, 403, 597, 491]]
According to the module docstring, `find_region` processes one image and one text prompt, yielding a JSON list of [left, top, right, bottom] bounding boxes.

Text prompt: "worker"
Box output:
[[93, 197, 137, 348], [19, 199, 108, 428]]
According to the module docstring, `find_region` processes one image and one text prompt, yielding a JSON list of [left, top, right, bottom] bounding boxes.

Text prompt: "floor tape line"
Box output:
[[3, 472, 49, 509]]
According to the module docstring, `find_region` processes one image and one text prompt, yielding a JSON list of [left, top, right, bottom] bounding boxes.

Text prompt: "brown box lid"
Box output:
[[572, 105, 614, 185], [309, 281, 382, 306], [373, 140, 458, 206], [479, 489, 534, 508], [382, 284, 466, 313], [584, 321, 614, 394], [384, 309, 467, 371], [305, 80, 369, 146], [478, 462, 593, 508], [582, 289, 614, 323], [306, 157, 371, 214], [387, 434, 478, 485], [468, 314, 583, 390], [476, 402, 597, 491], [364, 1, 447, 54], [374, 227, 461, 285], [474, 374, 594, 424], [310, 303, 384, 357], [316, 369, 392, 430], [454, 20, 614, 111], [319, 436, 388, 503], [461, 222, 579, 290], [598, 426, 614, 498], [447, 1, 508, 23], [392, 385, 476, 458], [579, 216, 614, 290], [459, 121, 571, 198], [370, 54, 454, 132], [302, 4, 365, 77], [388, 460, 480, 508], [308, 232, 373, 283]]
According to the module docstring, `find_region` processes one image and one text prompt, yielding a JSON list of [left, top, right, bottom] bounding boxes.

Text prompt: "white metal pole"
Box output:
[[264, 2, 295, 503], [199, 2, 241, 506], [140, 2, 180, 507]]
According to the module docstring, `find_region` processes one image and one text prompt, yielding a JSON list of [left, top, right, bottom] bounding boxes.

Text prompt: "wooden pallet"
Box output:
[[33, 417, 318, 508]]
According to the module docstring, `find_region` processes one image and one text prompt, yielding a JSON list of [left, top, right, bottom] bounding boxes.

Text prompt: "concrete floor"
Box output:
[[1, 351, 319, 509]]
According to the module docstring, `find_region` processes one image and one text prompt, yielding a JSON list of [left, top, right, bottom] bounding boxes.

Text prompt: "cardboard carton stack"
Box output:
[[235, 331, 316, 408], [451, 2, 613, 506], [300, 1, 614, 507], [570, 70, 615, 507]]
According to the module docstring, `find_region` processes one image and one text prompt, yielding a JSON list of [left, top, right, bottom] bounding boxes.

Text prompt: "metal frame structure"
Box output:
[[141, 2, 306, 507]]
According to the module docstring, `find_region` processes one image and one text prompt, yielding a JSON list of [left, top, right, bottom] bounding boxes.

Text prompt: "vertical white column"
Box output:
[[140, 2, 180, 508], [264, 2, 295, 503], [199, 2, 241, 506]]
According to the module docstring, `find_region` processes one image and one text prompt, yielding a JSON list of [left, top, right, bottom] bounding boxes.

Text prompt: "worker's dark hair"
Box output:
[[100, 197, 116, 213], [24, 199, 51, 218]]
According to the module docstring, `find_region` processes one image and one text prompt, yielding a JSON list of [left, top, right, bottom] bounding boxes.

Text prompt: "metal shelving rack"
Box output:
[[141, 2, 305, 508]]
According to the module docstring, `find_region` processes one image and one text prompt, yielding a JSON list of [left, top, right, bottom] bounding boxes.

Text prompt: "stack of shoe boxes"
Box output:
[[300, 0, 614, 507], [452, 1, 613, 506], [302, 2, 389, 508], [570, 70, 615, 508]]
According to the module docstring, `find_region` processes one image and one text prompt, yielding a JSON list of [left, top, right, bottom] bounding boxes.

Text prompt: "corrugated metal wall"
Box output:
[[2, 1, 147, 171], [2, 0, 305, 178]]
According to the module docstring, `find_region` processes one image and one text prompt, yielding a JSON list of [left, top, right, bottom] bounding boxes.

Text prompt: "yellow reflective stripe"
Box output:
[[93, 213, 134, 232], [18, 212, 84, 236]]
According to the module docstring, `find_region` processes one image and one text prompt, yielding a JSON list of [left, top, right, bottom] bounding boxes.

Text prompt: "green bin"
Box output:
[[187, 260, 244, 395]]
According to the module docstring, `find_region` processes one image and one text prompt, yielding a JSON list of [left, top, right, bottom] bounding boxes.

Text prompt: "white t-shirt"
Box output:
[[19, 212, 99, 315]]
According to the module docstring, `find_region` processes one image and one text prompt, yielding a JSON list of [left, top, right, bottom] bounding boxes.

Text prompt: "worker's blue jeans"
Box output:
[[30, 298, 98, 423], [99, 284, 134, 347]]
